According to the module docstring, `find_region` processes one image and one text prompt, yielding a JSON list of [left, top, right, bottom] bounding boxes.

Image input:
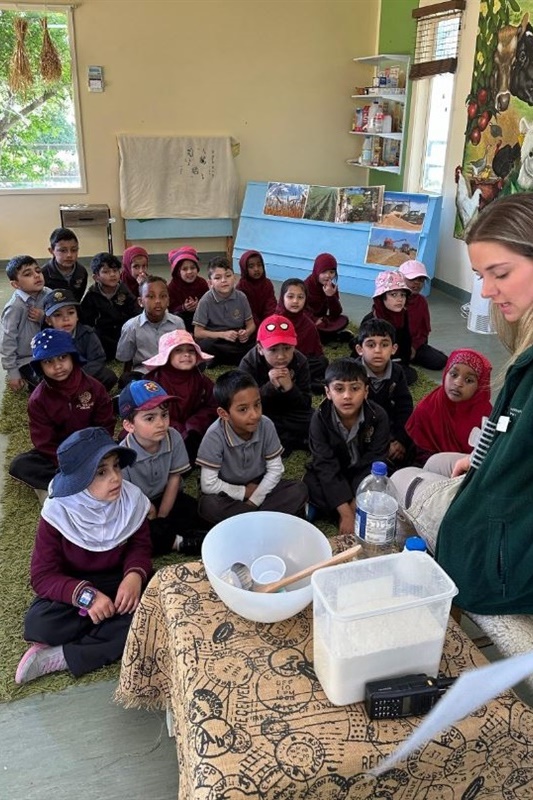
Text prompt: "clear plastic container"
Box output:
[[311, 552, 458, 705], [355, 461, 398, 557]]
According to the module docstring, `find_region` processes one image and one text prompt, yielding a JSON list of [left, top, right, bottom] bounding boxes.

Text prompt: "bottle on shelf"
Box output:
[[366, 100, 382, 133], [361, 136, 372, 166], [355, 461, 398, 558]]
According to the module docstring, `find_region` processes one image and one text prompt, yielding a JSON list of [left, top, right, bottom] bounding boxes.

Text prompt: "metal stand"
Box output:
[[59, 204, 114, 254]]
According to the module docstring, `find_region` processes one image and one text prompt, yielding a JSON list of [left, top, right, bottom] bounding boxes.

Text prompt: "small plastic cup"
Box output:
[[250, 554, 286, 588]]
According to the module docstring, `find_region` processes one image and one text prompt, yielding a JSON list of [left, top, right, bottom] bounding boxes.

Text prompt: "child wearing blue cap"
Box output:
[[15, 427, 152, 684], [118, 379, 206, 555], [8, 329, 115, 497]]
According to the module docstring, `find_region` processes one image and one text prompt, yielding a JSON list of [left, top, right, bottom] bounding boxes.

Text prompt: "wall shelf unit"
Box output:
[[348, 54, 410, 174]]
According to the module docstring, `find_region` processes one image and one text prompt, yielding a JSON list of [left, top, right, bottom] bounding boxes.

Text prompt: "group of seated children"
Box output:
[[2, 232, 493, 686], [352, 261, 448, 386]]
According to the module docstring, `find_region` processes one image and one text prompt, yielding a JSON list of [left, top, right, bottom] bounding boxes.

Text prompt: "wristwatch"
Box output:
[[77, 587, 96, 616]]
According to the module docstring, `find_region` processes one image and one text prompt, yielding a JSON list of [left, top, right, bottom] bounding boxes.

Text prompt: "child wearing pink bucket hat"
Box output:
[[399, 260, 447, 371], [143, 329, 217, 462], [359, 270, 418, 385], [167, 247, 208, 331]]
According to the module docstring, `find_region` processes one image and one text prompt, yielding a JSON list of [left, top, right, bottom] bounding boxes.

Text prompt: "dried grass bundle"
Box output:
[[8, 17, 34, 94], [40, 17, 62, 82]]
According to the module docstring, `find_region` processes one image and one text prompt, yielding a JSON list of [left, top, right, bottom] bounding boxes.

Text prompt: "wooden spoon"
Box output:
[[254, 545, 362, 594]]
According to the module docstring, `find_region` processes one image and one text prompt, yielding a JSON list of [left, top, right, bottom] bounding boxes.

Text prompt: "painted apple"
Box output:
[[468, 101, 478, 119], [477, 87, 488, 106], [470, 127, 481, 145], [478, 111, 491, 131]]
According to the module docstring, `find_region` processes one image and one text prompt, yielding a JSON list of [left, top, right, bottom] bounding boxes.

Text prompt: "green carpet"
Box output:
[[0, 344, 437, 702]]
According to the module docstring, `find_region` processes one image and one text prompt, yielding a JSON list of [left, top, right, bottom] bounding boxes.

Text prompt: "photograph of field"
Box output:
[[263, 183, 310, 219], [375, 191, 429, 231], [335, 185, 384, 223], [302, 185, 339, 222], [365, 226, 421, 267]]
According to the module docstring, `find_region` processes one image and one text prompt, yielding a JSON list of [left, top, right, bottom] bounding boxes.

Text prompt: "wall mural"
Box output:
[[455, 0, 533, 238]]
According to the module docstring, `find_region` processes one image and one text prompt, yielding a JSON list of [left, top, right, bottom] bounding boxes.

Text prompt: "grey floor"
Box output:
[[0, 273, 514, 799]]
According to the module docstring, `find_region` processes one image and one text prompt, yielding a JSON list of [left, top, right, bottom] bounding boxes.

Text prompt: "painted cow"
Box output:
[[491, 12, 529, 112], [510, 23, 533, 105]]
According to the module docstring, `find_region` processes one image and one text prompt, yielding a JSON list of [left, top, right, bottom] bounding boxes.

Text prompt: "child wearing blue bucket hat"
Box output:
[[15, 427, 152, 684], [8, 328, 115, 498]]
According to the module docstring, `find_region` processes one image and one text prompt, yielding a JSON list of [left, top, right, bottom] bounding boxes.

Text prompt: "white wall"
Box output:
[[0, 0, 380, 260]]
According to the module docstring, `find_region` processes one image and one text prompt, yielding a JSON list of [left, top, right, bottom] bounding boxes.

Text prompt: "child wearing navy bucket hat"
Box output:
[[8, 329, 115, 498], [15, 427, 152, 684]]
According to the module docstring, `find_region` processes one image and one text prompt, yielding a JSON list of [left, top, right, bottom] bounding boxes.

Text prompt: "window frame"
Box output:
[[0, 2, 86, 195]]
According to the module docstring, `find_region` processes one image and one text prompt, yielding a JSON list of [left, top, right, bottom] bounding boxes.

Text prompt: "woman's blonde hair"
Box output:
[[465, 194, 533, 361]]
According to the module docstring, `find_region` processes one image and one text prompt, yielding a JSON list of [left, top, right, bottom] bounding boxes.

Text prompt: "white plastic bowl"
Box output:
[[202, 511, 332, 623]]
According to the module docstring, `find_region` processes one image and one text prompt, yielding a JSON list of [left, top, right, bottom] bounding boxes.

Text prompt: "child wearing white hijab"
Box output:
[[15, 427, 152, 684]]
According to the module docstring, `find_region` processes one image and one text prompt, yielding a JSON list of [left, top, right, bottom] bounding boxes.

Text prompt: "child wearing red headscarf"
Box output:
[[304, 253, 350, 343], [121, 246, 149, 299], [236, 250, 276, 327], [406, 348, 493, 465], [167, 247, 208, 332]]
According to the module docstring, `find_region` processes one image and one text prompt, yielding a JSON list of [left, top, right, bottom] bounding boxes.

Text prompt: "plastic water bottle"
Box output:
[[361, 137, 372, 166], [403, 536, 427, 553], [355, 461, 398, 557]]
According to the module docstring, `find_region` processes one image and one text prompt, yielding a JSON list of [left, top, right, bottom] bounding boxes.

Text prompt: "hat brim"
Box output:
[[143, 343, 213, 368], [50, 445, 137, 498], [31, 350, 86, 373], [44, 300, 79, 316], [258, 335, 298, 348]]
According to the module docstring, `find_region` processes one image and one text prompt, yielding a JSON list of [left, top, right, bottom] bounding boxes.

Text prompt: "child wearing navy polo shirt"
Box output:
[[196, 370, 308, 524]]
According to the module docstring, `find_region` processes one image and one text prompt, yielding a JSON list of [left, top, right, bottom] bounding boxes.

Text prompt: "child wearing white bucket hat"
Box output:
[[143, 329, 218, 462], [359, 271, 418, 386], [399, 260, 447, 371]]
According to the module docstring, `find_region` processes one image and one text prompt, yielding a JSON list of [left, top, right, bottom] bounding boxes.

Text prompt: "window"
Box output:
[[420, 72, 455, 193], [0, 5, 85, 192]]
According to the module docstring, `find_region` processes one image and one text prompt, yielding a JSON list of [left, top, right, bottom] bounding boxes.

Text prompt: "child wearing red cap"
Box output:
[[239, 314, 313, 453], [399, 260, 447, 371], [236, 250, 276, 328], [304, 253, 351, 343], [167, 247, 208, 332], [120, 246, 149, 298], [143, 329, 218, 463]]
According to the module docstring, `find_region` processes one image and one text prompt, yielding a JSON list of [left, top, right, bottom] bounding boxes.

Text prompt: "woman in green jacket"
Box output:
[[392, 194, 533, 615]]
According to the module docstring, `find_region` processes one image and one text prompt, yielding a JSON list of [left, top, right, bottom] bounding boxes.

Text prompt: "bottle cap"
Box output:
[[404, 536, 427, 552], [371, 461, 387, 476]]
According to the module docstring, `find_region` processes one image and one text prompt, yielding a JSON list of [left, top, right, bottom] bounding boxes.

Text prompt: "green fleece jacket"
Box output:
[[436, 344, 533, 614]]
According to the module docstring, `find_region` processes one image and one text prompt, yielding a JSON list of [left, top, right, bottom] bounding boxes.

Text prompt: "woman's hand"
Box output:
[[115, 572, 142, 615], [451, 455, 471, 477], [88, 591, 116, 624]]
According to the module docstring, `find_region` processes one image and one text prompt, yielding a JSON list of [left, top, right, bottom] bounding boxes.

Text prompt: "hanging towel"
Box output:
[[117, 135, 239, 220]]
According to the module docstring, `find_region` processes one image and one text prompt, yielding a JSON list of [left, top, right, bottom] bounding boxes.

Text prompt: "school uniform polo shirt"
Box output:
[[120, 428, 189, 499], [116, 311, 185, 371], [196, 417, 282, 484], [193, 288, 252, 331]]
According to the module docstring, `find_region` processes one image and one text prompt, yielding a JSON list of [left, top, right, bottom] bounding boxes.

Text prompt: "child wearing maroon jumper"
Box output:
[[398, 260, 448, 371], [236, 250, 277, 328], [120, 246, 149, 299], [143, 329, 218, 463], [167, 247, 208, 332], [276, 278, 328, 393], [304, 253, 350, 343], [15, 427, 152, 684], [8, 329, 115, 493]]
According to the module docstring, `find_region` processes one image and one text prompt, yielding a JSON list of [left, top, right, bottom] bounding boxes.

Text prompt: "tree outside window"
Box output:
[[0, 7, 84, 191]]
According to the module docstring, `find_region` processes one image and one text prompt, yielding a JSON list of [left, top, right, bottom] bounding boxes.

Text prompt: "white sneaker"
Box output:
[[15, 643, 68, 684]]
